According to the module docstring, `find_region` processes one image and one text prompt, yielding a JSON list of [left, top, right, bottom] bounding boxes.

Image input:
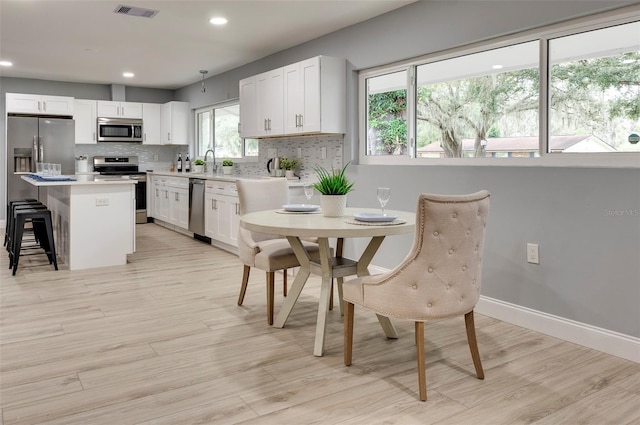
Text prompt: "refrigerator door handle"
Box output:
[[38, 136, 44, 163], [33, 136, 39, 163]]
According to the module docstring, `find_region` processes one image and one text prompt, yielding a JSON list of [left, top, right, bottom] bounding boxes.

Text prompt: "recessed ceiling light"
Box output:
[[209, 16, 228, 25], [492, 64, 504, 70], [123, 72, 134, 78], [0, 61, 13, 67]]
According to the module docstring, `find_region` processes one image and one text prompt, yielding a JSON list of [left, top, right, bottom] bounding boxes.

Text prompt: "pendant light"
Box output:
[[200, 70, 208, 93]]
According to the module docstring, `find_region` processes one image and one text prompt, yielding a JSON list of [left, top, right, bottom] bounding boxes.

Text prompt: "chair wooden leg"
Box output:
[[415, 321, 427, 401], [267, 272, 275, 325], [283, 269, 287, 297], [237, 265, 251, 306], [465, 310, 485, 380], [344, 301, 354, 366]]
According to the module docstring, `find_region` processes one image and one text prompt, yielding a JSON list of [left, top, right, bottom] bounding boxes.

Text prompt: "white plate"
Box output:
[[282, 204, 320, 212], [353, 212, 398, 222]]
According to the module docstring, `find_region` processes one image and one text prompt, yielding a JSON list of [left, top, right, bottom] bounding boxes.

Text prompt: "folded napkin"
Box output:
[[28, 174, 76, 182]]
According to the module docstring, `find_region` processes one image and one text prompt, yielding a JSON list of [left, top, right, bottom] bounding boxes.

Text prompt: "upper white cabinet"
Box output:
[[74, 99, 98, 144], [239, 78, 258, 137], [284, 56, 345, 136], [97, 101, 143, 119], [142, 103, 162, 145], [239, 69, 284, 138], [161, 101, 189, 145], [239, 56, 345, 139], [6, 93, 74, 116], [257, 68, 284, 137]]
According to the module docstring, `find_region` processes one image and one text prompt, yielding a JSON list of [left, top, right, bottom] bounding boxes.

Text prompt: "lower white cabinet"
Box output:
[[205, 181, 239, 247], [150, 176, 189, 229]]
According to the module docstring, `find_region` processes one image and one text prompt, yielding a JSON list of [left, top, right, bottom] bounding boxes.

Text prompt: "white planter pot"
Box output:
[[193, 164, 204, 173], [320, 194, 347, 217], [223, 166, 233, 175], [285, 170, 295, 179]]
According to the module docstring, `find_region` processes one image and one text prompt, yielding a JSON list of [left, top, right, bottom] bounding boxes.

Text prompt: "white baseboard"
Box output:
[[366, 265, 639, 363], [476, 296, 640, 363]]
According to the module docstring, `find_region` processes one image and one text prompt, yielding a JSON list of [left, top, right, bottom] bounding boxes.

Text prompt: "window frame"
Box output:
[[195, 99, 258, 162], [358, 6, 640, 168]]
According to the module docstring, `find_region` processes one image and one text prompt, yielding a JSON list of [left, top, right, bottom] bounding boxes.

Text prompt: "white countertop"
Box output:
[[146, 171, 309, 187], [21, 174, 138, 186]]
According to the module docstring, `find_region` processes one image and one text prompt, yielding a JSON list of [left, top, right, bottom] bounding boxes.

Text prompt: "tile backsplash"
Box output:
[[75, 134, 343, 180], [74, 143, 184, 172]]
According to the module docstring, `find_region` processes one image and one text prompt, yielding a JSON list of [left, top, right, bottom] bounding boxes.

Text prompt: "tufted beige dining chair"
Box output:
[[342, 190, 490, 401], [236, 178, 321, 325]]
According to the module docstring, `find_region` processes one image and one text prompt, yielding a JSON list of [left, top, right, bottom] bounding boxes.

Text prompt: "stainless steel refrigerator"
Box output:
[[7, 116, 75, 200]]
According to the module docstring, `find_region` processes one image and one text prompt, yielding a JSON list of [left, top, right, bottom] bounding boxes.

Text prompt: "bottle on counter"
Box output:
[[185, 155, 191, 173], [177, 153, 183, 172]]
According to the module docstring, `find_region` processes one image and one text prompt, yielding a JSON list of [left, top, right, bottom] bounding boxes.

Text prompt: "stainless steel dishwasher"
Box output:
[[189, 178, 206, 237]]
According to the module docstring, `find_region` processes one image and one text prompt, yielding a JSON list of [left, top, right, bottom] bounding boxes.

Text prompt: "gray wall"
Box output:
[[175, 0, 639, 337]]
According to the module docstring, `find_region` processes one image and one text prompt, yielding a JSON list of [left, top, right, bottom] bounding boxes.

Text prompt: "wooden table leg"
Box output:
[[313, 238, 333, 357], [273, 236, 311, 328]]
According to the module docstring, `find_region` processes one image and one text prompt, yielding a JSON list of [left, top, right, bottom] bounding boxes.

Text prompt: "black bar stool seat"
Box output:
[[6, 203, 47, 255], [4, 199, 40, 247], [9, 208, 58, 275]]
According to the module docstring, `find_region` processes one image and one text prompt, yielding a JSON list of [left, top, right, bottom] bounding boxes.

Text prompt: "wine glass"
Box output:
[[304, 183, 314, 204], [377, 187, 391, 215]]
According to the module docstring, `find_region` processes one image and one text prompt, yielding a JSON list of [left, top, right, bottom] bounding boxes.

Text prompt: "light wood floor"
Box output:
[[1, 224, 639, 425]]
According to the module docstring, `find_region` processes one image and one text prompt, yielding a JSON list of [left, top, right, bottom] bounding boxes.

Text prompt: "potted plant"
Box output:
[[279, 157, 299, 179], [193, 158, 205, 173], [222, 159, 234, 175], [313, 162, 354, 217]]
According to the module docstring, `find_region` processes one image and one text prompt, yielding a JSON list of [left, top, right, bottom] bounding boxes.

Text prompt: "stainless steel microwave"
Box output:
[[97, 117, 143, 142]]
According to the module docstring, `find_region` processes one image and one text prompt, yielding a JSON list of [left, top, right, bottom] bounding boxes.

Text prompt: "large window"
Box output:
[[549, 21, 640, 153], [360, 11, 640, 164], [196, 102, 258, 159]]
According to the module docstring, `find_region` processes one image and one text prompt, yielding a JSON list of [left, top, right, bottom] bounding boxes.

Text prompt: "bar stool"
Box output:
[[4, 199, 39, 247], [6, 203, 47, 256], [9, 208, 58, 275]]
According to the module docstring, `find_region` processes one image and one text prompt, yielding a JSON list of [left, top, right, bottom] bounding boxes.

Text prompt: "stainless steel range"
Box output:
[[93, 156, 147, 224]]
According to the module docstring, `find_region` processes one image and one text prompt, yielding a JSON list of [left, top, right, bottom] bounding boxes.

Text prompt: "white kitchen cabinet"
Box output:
[[142, 103, 162, 145], [97, 101, 143, 119], [74, 99, 98, 144], [151, 176, 188, 229], [161, 101, 189, 145], [283, 56, 346, 135], [6, 93, 74, 116], [205, 181, 239, 247], [150, 176, 169, 222], [239, 68, 284, 138], [257, 68, 284, 137], [166, 178, 189, 229], [239, 77, 258, 138], [239, 56, 345, 138]]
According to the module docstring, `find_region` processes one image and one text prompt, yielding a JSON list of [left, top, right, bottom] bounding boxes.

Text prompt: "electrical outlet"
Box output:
[[96, 198, 109, 206], [268, 148, 277, 158], [153, 154, 159, 161], [527, 243, 539, 264], [297, 147, 302, 158], [321, 147, 327, 159]]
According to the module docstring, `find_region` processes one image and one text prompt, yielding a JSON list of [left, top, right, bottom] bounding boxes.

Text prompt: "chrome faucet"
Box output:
[[203, 149, 216, 174]]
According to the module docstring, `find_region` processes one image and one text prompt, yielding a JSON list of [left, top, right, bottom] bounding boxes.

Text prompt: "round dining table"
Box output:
[[240, 207, 415, 356]]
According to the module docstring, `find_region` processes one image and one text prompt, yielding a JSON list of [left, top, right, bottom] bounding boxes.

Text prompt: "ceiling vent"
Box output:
[[113, 5, 159, 18]]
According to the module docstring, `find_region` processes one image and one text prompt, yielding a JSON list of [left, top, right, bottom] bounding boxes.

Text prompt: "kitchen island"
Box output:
[[21, 175, 137, 270]]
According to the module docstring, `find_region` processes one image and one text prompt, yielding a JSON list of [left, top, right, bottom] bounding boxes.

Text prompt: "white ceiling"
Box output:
[[0, 0, 415, 90]]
